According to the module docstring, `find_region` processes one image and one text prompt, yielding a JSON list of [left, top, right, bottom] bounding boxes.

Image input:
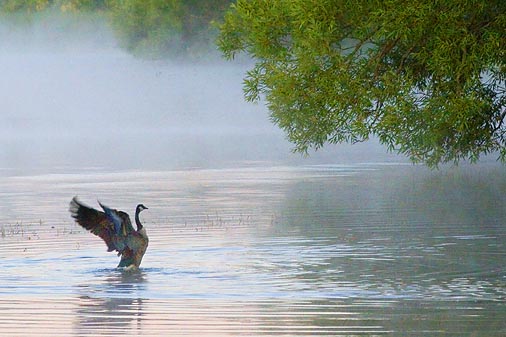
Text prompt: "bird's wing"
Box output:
[[69, 196, 119, 252], [118, 211, 135, 234], [98, 202, 135, 236]]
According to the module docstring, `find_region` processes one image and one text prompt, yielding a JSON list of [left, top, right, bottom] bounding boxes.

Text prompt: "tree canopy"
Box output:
[[218, 0, 506, 166]]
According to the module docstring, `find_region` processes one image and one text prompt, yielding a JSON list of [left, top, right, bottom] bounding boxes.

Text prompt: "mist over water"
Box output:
[[0, 13, 403, 175]]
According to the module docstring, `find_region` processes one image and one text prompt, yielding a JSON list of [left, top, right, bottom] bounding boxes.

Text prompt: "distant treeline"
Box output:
[[0, 0, 235, 58]]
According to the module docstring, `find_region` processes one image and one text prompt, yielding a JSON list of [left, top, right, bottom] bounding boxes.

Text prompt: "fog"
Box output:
[[0, 13, 402, 175]]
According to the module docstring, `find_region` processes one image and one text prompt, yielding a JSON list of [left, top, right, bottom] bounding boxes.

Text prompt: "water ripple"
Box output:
[[0, 165, 505, 335]]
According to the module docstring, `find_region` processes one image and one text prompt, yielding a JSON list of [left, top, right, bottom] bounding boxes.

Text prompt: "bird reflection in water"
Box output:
[[74, 269, 147, 335]]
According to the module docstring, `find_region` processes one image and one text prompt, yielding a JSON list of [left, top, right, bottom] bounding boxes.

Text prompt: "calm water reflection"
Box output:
[[0, 163, 505, 335]]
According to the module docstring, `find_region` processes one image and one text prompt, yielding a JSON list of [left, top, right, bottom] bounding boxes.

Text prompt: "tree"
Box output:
[[107, 0, 233, 58], [106, 0, 182, 56], [218, 0, 506, 166]]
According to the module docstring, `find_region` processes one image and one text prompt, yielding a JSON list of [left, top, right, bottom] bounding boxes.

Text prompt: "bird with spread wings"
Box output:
[[69, 196, 149, 270]]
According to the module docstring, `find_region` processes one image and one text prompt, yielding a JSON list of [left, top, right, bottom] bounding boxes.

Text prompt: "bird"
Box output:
[[69, 196, 149, 270]]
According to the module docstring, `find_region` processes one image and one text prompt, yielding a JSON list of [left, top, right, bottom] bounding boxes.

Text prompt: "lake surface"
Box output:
[[0, 162, 504, 336]]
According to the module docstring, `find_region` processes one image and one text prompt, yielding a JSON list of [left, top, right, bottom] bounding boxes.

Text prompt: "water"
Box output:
[[0, 163, 505, 336]]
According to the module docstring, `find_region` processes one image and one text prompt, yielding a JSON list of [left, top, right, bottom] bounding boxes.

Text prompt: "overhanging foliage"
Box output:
[[218, 0, 506, 166]]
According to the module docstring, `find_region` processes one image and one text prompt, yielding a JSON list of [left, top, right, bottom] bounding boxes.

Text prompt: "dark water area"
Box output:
[[0, 162, 505, 336]]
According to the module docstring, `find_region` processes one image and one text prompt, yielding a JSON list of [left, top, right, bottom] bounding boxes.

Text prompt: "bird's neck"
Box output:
[[135, 209, 143, 230]]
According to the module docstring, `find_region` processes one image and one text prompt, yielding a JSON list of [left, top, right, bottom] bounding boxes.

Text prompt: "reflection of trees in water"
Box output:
[[269, 165, 506, 299], [74, 270, 146, 335], [276, 165, 506, 236]]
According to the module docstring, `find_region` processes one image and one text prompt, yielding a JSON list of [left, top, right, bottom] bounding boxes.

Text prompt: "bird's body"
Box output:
[[69, 197, 149, 270]]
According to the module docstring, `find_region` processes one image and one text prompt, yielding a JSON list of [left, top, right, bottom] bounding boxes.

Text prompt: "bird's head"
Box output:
[[136, 204, 148, 213]]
